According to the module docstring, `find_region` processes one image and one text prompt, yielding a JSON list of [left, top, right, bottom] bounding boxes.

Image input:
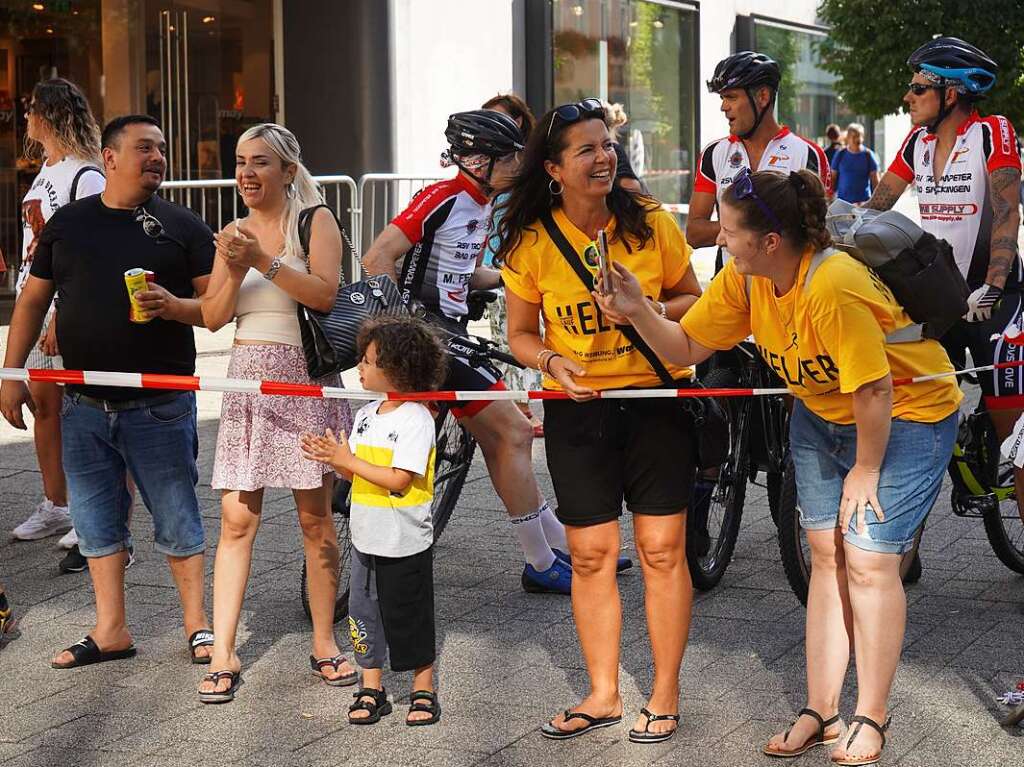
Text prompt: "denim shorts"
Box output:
[[61, 391, 204, 558], [789, 400, 957, 554]]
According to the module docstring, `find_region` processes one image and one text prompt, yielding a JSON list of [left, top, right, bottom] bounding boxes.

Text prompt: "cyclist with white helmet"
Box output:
[[866, 36, 1024, 520]]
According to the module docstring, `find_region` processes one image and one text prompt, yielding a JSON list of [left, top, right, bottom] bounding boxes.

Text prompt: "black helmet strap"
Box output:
[[739, 85, 774, 140], [452, 154, 497, 195], [925, 84, 962, 134]]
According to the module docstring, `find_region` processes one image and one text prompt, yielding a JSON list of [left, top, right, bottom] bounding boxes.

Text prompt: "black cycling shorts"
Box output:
[[543, 389, 696, 527], [940, 291, 1024, 405]]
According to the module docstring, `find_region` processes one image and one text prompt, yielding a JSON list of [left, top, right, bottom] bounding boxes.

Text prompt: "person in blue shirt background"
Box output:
[[831, 122, 879, 203]]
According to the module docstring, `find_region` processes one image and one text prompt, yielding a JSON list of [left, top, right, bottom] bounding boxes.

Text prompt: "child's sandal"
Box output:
[[406, 690, 441, 726], [348, 687, 392, 725]]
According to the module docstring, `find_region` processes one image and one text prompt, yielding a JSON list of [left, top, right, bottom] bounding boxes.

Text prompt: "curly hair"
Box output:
[[493, 106, 660, 271], [24, 78, 101, 164], [356, 317, 447, 394], [721, 169, 832, 252]]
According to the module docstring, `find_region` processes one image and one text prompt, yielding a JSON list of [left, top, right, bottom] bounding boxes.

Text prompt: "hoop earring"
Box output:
[[286, 182, 296, 199], [548, 178, 563, 196]]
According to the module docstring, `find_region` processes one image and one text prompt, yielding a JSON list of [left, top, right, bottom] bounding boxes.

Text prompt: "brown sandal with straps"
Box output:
[[831, 714, 890, 766], [628, 707, 680, 743], [763, 707, 843, 758]]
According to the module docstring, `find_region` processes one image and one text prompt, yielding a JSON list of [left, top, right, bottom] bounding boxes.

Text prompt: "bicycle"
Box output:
[[299, 327, 523, 623], [687, 341, 790, 590]]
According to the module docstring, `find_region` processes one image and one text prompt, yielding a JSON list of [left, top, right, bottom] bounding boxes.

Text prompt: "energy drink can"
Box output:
[[125, 268, 155, 323]]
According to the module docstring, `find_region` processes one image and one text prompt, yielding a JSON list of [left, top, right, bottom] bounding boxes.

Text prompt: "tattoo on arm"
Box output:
[[864, 175, 904, 211], [985, 167, 1022, 286]]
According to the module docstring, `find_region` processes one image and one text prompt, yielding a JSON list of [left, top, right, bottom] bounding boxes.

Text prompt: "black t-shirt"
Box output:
[[30, 194, 214, 400]]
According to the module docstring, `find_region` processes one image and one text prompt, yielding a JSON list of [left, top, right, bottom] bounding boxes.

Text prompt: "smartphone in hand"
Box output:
[[596, 230, 613, 294]]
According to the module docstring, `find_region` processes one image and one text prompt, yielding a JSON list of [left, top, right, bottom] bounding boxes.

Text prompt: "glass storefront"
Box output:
[[0, 0, 276, 292], [552, 0, 699, 207], [752, 18, 876, 151]]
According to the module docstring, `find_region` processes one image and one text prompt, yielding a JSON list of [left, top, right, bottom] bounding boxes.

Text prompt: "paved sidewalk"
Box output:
[[0, 325, 1022, 767]]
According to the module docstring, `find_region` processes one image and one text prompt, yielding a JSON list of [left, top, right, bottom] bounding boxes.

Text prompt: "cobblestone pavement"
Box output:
[[0, 325, 1022, 766]]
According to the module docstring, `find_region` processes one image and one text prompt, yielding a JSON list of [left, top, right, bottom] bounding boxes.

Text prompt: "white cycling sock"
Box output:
[[510, 507, 556, 571], [538, 500, 568, 552]]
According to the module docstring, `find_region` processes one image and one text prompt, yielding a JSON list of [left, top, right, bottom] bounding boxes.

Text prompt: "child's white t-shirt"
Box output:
[[348, 400, 436, 557]]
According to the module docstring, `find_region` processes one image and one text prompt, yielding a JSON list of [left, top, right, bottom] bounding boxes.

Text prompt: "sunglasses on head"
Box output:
[[546, 98, 605, 141], [731, 168, 785, 235]]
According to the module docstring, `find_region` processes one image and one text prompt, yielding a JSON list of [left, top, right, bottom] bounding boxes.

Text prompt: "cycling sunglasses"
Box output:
[[546, 98, 605, 140], [730, 168, 784, 234], [908, 82, 942, 96]]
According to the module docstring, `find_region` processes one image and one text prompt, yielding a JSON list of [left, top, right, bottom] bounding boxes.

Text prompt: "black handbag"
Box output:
[[539, 212, 729, 469], [296, 205, 409, 378]]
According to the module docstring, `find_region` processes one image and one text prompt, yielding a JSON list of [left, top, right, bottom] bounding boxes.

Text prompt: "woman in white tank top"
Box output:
[[198, 124, 355, 702]]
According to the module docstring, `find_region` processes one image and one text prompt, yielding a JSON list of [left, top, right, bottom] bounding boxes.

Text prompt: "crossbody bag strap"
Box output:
[[539, 212, 676, 386], [69, 165, 103, 202]]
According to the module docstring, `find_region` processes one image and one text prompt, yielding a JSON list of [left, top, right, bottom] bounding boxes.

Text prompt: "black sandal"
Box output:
[[310, 654, 358, 686], [628, 707, 680, 743], [831, 714, 890, 766], [198, 670, 243, 704], [540, 710, 622, 740], [189, 629, 214, 665], [763, 708, 842, 758], [406, 690, 441, 727], [51, 635, 137, 669], [348, 687, 392, 725]]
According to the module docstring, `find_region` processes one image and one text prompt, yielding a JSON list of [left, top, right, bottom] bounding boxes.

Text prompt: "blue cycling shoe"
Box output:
[[521, 557, 573, 594], [553, 548, 633, 573]]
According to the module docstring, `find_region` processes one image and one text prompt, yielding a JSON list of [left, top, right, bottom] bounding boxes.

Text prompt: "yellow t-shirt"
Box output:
[[681, 250, 962, 424], [501, 207, 693, 390]]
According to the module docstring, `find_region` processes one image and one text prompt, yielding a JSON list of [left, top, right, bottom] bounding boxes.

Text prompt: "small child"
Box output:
[[301, 316, 447, 727]]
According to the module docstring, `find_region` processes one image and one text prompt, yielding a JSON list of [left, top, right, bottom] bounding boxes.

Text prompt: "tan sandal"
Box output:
[[763, 708, 843, 758], [831, 714, 890, 766]]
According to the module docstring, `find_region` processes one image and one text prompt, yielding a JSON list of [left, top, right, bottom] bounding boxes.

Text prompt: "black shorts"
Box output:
[[543, 389, 696, 527], [375, 547, 435, 672], [426, 313, 507, 419], [940, 291, 1024, 403]]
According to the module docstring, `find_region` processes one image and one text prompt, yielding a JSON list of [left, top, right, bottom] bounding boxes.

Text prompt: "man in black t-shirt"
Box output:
[[1, 115, 216, 669]]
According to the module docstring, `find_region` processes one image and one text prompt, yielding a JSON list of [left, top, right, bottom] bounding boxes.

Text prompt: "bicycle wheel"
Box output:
[[686, 367, 749, 591], [430, 406, 477, 542], [301, 479, 353, 624], [982, 500, 1024, 574], [778, 459, 929, 606]]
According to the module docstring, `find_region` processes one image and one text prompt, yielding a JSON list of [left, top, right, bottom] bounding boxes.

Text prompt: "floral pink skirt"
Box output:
[[211, 344, 353, 492]]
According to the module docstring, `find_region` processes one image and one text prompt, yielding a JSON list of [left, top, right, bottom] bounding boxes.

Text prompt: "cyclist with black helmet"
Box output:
[[362, 110, 576, 595], [688, 51, 831, 259], [866, 36, 1024, 519]]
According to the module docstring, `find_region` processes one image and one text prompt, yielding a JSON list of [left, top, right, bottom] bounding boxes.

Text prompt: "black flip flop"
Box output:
[[51, 635, 136, 669], [310, 653, 358, 686], [198, 670, 243, 704], [189, 629, 214, 665], [832, 714, 890, 766], [764, 708, 842, 759], [348, 687, 392, 725], [628, 707, 680, 743], [406, 690, 441, 727], [541, 710, 622, 740]]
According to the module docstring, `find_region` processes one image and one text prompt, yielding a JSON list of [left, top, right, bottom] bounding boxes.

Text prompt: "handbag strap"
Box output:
[[539, 211, 676, 387], [298, 204, 360, 283]]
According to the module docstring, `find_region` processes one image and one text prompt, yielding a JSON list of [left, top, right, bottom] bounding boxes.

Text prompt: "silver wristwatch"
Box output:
[[263, 256, 283, 281]]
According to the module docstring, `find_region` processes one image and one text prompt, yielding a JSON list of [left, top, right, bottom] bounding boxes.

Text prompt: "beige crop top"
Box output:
[[234, 251, 307, 346]]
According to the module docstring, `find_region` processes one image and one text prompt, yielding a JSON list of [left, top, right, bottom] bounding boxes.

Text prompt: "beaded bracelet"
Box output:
[[536, 348, 557, 372]]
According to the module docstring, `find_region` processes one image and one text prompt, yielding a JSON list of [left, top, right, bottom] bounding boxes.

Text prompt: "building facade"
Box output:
[[0, 0, 910, 293]]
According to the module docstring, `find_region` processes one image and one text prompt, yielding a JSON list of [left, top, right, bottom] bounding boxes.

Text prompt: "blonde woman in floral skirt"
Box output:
[[197, 124, 353, 703]]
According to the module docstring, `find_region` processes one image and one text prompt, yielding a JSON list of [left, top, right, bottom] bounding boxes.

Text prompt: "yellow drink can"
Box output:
[[124, 268, 153, 323]]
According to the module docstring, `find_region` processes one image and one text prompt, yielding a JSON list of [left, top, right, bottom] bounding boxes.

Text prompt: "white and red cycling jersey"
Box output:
[[694, 126, 832, 199], [392, 172, 490, 321], [888, 110, 1022, 291]]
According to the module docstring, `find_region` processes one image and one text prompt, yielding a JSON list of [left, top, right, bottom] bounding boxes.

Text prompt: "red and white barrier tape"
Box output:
[[2, 358, 1023, 402]]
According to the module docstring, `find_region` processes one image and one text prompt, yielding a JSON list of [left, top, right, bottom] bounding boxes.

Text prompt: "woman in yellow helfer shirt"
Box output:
[[495, 99, 702, 744], [595, 168, 961, 766]]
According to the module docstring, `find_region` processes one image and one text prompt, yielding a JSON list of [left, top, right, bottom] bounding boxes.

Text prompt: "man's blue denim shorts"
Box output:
[[789, 400, 958, 555], [61, 391, 205, 559]]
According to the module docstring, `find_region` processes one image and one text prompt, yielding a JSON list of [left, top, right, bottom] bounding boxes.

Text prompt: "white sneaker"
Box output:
[[58, 527, 79, 549], [11, 500, 72, 541]]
